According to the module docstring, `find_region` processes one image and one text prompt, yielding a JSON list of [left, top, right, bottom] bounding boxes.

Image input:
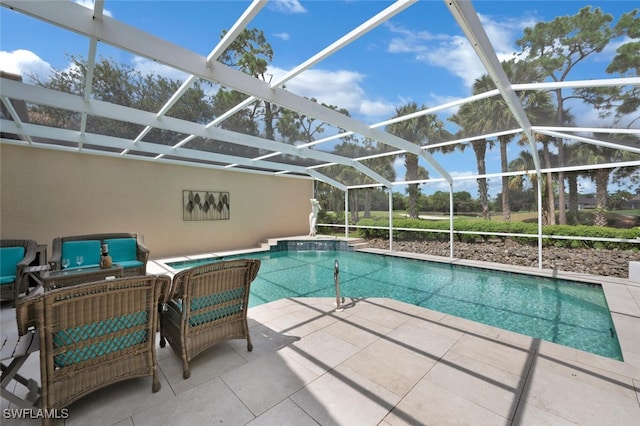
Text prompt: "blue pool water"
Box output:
[[168, 249, 622, 360]]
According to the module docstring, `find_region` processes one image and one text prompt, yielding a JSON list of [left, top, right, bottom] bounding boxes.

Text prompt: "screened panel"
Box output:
[[0, 0, 637, 197]]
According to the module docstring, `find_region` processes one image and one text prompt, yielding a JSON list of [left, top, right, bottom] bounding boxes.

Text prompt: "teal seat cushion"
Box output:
[[166, 299, 243, 327], [104, 238, 137, 263], [52, 311, 149, 367], [0, 275, 17, 285], [187, 287, 245, 327], [115, 260, 144, 270], [0, 246, 25, 277], [61, 240, 101, 268]]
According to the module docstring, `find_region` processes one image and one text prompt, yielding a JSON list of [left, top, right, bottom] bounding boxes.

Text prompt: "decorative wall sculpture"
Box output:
[[183, 190, 229, 221]]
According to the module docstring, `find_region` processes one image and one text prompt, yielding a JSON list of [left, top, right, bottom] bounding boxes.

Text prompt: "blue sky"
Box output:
[[1, 0, 637, 196]]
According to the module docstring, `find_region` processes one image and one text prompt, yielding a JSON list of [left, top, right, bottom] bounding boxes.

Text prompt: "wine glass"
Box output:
[[75, 256, 84, 268], [61, 258, 70, 269]]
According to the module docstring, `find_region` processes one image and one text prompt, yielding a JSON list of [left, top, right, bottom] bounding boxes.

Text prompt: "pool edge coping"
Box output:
[[148, 236, 640, 373]]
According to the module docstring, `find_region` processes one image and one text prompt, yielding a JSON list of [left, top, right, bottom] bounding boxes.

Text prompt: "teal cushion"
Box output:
[[104, 238, 137, 263], [189, 287, 245, 327], [61, 240, 101, 268], [0, 247, 25, 277], [0, 275, 17, 285], [115, 260, 144, 270], [53, 311, 149, 367]]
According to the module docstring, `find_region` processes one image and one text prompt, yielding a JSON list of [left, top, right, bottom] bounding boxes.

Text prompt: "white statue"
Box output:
[[308, 198, 321, 237]]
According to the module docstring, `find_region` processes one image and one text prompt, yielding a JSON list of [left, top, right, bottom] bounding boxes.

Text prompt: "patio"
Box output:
[[2, 245, 639, 425]]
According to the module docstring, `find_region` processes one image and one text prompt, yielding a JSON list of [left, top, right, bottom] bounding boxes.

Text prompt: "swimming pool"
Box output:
[[168, 249, 623, 360]]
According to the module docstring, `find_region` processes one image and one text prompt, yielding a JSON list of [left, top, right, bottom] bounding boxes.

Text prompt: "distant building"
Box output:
[[627, 196, 640, 210], [556, 197, 597, 210]]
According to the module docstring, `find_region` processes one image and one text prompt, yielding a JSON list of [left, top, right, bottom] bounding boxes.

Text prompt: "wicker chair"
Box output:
[[159, 259, 261, 379], [16, 275, 170, 425], [50, 233, 149, 276], [1, 239, 38, 305]]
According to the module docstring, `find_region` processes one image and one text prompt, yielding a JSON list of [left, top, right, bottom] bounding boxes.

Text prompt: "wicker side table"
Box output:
[[42, 265, 124, 291]]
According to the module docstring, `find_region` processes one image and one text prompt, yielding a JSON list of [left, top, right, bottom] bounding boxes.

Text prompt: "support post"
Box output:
[[449, 183, 454, 258]]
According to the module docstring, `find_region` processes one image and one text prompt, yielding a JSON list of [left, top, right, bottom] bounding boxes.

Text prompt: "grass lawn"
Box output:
[[342, 209, 638, 227]]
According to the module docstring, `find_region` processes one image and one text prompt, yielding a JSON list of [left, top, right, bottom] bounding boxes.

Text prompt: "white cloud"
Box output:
[[0, 49, 51, 83], [386, 22, 449, 54], [270, 66, 395, 118], [131, 56, 189, 81], [74, 0, 113, 18], [418, 35, 484, 88], [270, 0, 307, 14], [0, 50, 193, 86], [389, 14, 535, 89], [273, 32, 290, 41], [595, 35, 631, 66]]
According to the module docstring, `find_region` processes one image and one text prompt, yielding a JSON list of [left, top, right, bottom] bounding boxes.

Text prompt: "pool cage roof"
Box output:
[[1, 0, 639, 192]]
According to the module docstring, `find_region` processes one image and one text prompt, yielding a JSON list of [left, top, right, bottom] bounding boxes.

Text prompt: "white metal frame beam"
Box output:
[[446, 0, 542, 174], [1, 77, 391, 187], [0, 119, 317, 176], [209, 0, 417, 132], [1, 0, 449, 186], [1, 0, 637, 193]]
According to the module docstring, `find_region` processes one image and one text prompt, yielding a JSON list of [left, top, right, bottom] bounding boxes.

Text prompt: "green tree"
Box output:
[[509, 150, 540, 212], [359, 138, 396, 218], [387, 103, 449, 219], [576, 9, 640, 127], [31, 55, 214, 144], [392, 192, 407, 211], [460, 59, 553, 222], [609, 190, 635, 210], [429, 191, 450, 213], [217, 28, 277, 139], [449, 101, 494, 220], [572, 139, 639, 225], [516, 6, 639, 225]]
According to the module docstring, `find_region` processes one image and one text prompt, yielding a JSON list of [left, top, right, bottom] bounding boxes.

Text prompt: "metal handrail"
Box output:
[[334, 259, 343, 311]]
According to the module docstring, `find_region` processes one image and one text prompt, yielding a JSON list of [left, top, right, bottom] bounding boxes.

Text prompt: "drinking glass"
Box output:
[[61, 258, 70, 269], [75, 256, 84, 268]]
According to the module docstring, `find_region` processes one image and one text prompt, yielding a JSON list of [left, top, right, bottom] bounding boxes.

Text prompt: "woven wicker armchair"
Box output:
[[16, 275, 170, 425], [50, 232, 149, 276], [1, 239, 38, 305], [159, 259, 261, 379]]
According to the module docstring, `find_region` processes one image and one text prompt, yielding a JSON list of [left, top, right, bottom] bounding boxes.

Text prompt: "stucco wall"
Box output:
[[0, 144, 312, 259]]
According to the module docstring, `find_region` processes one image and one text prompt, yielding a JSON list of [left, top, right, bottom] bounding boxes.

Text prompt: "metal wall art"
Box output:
[[183, 190, 230, 221]]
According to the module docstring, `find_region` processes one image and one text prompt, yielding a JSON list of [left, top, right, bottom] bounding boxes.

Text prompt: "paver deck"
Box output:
[[2, 295, 639, 425], [3, 239, 639, 425]]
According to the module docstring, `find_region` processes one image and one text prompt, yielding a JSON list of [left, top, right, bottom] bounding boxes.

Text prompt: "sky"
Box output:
[[1, 0, 638, 197]]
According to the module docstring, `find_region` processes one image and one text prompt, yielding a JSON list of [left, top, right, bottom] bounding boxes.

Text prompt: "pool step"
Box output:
[[259, 236, 370, 251], [349, 239, 370, 250]]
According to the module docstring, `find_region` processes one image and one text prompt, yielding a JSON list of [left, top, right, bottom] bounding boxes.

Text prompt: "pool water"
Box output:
[[169, 250, 623, 360]]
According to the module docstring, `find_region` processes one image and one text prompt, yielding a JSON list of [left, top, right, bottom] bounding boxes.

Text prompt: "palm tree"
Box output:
[[461, 60, 555, 222], [572, 137, 640, 226], [387, 102, 449, 219], [449, 102, 494, 220], [509, 150, 539, 209], [563, 143, 585, 225]]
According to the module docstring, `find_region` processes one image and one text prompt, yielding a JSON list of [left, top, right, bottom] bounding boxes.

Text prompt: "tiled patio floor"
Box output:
[[2, 240, 640, 425], [2, 295, 639, 425]]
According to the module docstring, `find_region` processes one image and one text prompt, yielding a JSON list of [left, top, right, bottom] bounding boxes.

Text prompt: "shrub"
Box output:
[[354, 218, 640, 250]]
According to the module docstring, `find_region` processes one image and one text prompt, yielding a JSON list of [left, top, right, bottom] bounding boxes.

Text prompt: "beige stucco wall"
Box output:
[[0, 144, 312, 259]]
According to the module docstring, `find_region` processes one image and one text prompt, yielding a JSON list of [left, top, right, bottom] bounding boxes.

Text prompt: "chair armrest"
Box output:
[[248, 259, 261, 282], [156, 275, 172, 305], [136, 234, 150, 263], [167, 269, 188, 301], [15, 293, 41, 335], [49, 237, 63, 270], [16, 241, 38, 281]]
